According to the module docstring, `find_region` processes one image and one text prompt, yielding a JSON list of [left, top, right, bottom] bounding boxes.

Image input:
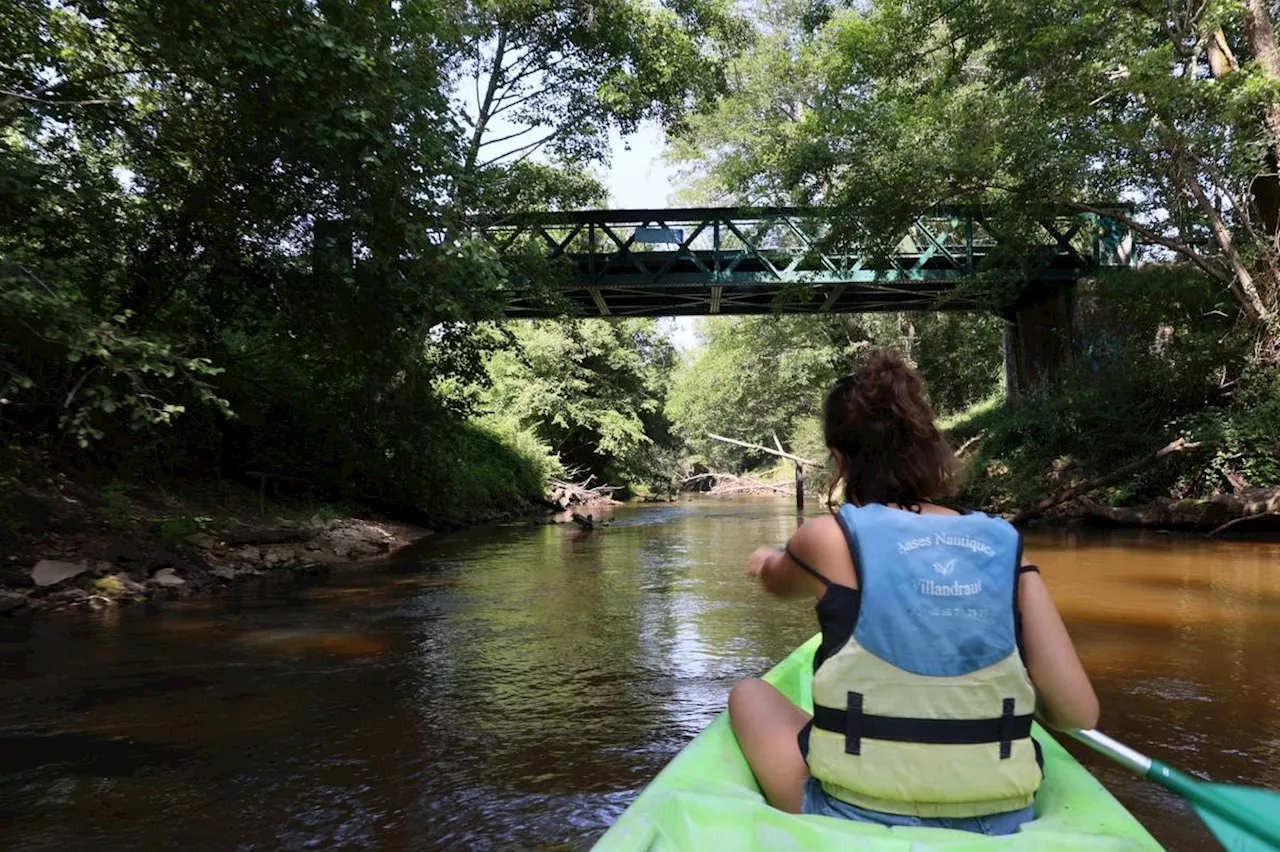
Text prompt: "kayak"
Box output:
[[593, 634, 1163, 851]]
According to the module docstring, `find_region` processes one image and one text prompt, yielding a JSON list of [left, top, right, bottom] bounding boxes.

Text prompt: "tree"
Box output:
[[667, 312, 1003, 471], [1, 1, 749, 515], [452, 0, 750, 212], [483, 319, 678, 490], [667, 0, 833, 206], [672, 0, 1280, 354]]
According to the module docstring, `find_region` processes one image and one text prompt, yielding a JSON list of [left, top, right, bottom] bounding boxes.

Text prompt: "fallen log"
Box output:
[[682, 471, 791, 495], [545, 477, 617, 511], [1207, 511, 1280, 536], [954, 432, 984, 458], [570, 512, 611, 530], [1078, 491, 1280, 532], [1011, 437, 1204, 524], [706, 433, 818, 466]]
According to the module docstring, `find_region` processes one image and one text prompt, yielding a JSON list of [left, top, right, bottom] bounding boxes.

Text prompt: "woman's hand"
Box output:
[[746, 546, 777, 580]]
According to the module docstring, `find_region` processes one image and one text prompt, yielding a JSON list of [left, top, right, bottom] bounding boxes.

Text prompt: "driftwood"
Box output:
[[1011, 437, 1204, 524], [1078, 490, 1280, 532], [684, 472, 791, 496], [706, 433, 818, 466], [546, 477, 617, 511], [570, 512, 612, 530], [954, 432, 984, 458], [707, 432, 814, 509], [1207, 512, 1280, 536]]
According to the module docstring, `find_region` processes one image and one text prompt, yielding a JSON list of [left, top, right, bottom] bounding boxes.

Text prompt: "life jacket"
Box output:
[[805, 503, 1041, 818]]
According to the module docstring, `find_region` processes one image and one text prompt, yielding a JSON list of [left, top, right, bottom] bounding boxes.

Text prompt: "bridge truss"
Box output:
[[474, 207, 1134, 318]]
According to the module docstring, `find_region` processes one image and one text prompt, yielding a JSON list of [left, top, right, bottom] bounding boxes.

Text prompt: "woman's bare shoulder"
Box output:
[[790, 512, 856, 586], [793, 512, 844, 543], [789, 513, 850, 559]]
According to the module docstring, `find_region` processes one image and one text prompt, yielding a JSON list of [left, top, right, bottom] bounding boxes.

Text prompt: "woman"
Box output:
[[730, 350, 1099, 836]]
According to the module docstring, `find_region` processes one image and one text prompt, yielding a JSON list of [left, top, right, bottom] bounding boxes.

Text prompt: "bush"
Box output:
[[947, 268, 1273, 511]]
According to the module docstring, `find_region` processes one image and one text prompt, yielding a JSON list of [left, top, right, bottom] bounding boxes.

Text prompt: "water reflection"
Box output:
[[0, 501, 1276, 850]]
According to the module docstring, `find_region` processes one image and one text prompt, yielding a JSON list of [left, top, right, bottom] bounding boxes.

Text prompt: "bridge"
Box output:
[[474, 207, 1135, 319]]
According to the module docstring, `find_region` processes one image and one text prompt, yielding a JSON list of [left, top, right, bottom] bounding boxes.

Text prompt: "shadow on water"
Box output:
[[0, 498, 1275, 851], [0, 729, 187, 776]]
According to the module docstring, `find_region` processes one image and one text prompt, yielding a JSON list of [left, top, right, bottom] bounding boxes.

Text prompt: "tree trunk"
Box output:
[[1244, 1, 1280, 170], [463, 29, 508, 179], [1010, 437, 1202, 524], [1243, 0, 1280, 332]]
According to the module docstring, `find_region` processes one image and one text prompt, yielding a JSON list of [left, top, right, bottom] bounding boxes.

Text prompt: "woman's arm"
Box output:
[[745, 515, 849, 598], [746, 547, 812, 597], [1019, 566, 1101, 730]]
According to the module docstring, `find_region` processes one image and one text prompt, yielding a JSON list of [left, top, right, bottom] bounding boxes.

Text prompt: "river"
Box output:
[[1, 498, 1278, 851]]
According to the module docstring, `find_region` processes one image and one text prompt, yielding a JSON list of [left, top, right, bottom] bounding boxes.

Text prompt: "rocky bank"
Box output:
[[0, 516, 432, 615]]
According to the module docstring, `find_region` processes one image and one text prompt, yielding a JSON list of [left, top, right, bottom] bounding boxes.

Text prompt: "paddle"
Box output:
[[1069, 728, 1280, 851]]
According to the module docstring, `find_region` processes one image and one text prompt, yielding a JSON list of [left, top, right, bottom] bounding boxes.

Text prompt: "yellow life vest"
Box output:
[[804, 504, 1041, 818]]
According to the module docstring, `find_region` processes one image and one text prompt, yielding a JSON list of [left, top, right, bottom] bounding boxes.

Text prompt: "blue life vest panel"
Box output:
[[840, 503, 1022, 677]]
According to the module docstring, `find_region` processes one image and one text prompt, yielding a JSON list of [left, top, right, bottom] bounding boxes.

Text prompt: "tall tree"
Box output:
[[673, 0, 1280, 355], [484, 319, 677, 488], [452, 0, 750, 210], [667, 312, 1003, 470]]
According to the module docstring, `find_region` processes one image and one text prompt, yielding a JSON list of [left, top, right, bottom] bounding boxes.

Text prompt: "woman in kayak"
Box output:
[[730, 349, 1099, 835]]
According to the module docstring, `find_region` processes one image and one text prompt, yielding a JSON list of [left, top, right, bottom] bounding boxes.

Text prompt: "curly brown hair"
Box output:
[[823, 349, 959, 507]]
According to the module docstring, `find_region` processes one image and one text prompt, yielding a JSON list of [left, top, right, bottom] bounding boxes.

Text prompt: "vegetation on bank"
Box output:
[[663, 0, 1280, 518], [5, 0, 1280, 564], [0, 0, 746, 533], [945, 272, 1280, 515]]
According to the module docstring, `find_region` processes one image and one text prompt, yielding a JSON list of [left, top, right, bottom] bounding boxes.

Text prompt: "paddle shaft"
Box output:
[[1071, 729, 1280, 850]]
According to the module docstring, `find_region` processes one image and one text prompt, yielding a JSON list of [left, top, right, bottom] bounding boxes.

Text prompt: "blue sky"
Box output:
[[600, 122, 677, 209], [600, 122, 700, 351]]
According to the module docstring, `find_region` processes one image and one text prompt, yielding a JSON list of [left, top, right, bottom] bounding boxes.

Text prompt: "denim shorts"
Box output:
[[801, 777, 1035, 836]]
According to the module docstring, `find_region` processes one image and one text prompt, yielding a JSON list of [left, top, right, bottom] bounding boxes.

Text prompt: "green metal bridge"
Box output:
[[475, 207, 1135, 318]]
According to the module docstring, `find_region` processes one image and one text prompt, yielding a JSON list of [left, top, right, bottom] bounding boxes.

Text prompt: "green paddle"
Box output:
[[1069, 728, 1280, 851]]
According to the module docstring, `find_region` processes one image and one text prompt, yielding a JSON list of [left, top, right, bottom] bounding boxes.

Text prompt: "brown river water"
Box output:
[[1, 498, 1278, 851]]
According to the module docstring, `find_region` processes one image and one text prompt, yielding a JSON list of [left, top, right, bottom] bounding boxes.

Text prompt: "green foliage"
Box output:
[[667, 315, 849, 469], [483, 319, 678, 492], [672, 0, 1280, 337], [1, 1, 741, 519], [456, 0, 751, 176], [1184, 369, 1280, 494], [155, 514, 212, 546], [98, 482, 133, 525], [92, 575, 127, 598], [404, 417, 553, 524], [667, 312, 1003, 471], [947, 269, 1273, 510], [1, 281, 230, 448]]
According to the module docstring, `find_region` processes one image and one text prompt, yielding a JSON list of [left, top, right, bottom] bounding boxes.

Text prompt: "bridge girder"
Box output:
[[472, 207, 1135, 318]]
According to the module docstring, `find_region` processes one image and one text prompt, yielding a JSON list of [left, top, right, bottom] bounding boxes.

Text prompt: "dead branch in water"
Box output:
[[954, 432, 984, 458], [545, 476, 617, 511], [1011, 437, 1204, 524], [706, 433, 818, 466], [684, 472, 791, 496], [1207, 511, 1280, 536]]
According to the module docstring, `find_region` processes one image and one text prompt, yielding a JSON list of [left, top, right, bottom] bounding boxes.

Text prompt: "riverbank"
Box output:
[[939, 369, 1280, 532], [0, 469, 550, 616], [0, 455, 634, 616]]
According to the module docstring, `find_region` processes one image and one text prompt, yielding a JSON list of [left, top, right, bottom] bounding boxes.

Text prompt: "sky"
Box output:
[[455, 68, 701, 350], [599, 122, 701, 351]]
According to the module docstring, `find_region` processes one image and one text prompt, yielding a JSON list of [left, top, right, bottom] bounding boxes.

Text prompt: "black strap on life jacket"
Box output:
[[813, 692, 1033, 758]]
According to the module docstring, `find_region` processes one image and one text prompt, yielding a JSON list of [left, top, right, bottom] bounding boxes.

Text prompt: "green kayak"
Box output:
[[594, 635, 1163, 851]]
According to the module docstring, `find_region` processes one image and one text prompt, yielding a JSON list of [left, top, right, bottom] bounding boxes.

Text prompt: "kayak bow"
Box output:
[[595, 635, 1162, 851]]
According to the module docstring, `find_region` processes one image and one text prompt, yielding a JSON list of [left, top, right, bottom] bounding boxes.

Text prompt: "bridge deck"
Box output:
[[473, 207, 1134, 317], [476, 207, 1133, 317]]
